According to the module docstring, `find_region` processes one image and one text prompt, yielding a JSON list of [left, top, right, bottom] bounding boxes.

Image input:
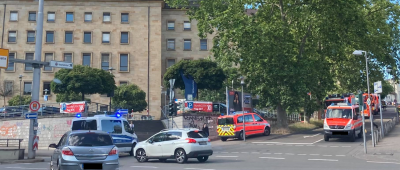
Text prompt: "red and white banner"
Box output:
[[185, 101, 213, 112], [33, 136, 39, 151], [60, 101, 85, 113]]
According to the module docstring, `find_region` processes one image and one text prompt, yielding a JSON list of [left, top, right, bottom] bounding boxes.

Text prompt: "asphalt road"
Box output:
[[1, 107, 398, 170]]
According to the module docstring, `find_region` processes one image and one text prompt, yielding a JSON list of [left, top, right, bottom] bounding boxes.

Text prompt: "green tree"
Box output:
[[8, 95, 31, 106], [163, 59, 226, 92], [112, 84, 147, 112], [166, 0, 400, 127], [51, 65, 116, 101], [381, 80, 394, 99], [55, 92, 91, 103]]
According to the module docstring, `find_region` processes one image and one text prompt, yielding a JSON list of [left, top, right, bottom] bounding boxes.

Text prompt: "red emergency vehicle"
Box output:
[[323, 103, 363, 142], [217, 112, 270, 141], [362, 93, 379, 118], [324, 94, 353, 113]]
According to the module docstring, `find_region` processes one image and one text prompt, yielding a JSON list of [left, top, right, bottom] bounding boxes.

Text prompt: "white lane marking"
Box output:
[[341, 146, 351, 147], [257, 144, 264, 145], [336, 155, 346, 157], [297, 154, 307, 155], [131, 166, 158, 168], [323, 155, 332, 156], [308, 159, 338, 162], [185, 168, 215, 170], [266, 144, 274, 145], [259, 157, 286, 160], [296, 145, 304, 146], [306, 145, 315, 146], [221, 152, 229, 153], [304, 133, 321, 138], [216, 156, 238, 158], [231, 152, 239, 153], [310, 154, 320, 156], [241, 152, 248, 153], [5, 168, 44, 170], [285, 153, 295, 155], [312, 139, 324, 144], [252, 142, 314, 145], [366, 161, 400, 165], [330, 146, 339, 147]]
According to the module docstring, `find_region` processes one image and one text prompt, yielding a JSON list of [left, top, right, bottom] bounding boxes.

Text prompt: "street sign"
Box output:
[[25, 113, 38, 119], [117, 109, 128, 114], [367, 98, 371, 105], [29, 101, 41, 112], [0, 48, 9, 69], [32, 136, 39, 151], [374, 81, 382, 93], [49, 60, 73, 69], [44, 95, 48, 101], [188, 102, 194, 109]]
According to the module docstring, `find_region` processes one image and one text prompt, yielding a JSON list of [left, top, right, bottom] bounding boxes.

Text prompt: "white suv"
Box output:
[[134, 128, 213, 164]]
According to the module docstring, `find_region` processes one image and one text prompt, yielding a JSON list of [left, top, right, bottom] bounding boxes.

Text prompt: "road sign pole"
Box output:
[[359, 93, 367, 154], [28, 0, 44, 159], [379, 94, 384, 138]]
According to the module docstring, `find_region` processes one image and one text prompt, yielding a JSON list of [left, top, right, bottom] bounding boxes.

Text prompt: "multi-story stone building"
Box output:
[[0, 0, 213, 119]]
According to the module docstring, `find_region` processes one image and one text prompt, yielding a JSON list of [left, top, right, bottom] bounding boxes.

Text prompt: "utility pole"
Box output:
[[28, 0, 44, 159]]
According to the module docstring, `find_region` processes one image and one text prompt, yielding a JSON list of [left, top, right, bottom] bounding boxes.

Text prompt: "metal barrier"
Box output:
[[0, 139, 23, 149], [373, 116, 398, 146]]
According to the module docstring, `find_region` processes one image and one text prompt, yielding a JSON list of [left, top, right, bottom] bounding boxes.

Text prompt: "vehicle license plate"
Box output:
[[199, 141, 207, 145], [223, 127, 231, 131], [83, 163, 102, 169]]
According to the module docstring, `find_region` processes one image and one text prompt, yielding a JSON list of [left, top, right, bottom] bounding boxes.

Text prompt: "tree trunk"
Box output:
[[276, 104, 288, 128], [304, 112, 311, 123], [3, 96, 5, 107], [81, 93, 85, 101]]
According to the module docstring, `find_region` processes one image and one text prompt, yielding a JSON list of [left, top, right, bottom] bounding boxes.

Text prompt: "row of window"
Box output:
[[7, 31, 208, 50], [8, 30, 129, 44], [8, 11, 130, 23], [5, 52, 130, 72], [3, 80, 129, 96], [8, 11, 193, 31]]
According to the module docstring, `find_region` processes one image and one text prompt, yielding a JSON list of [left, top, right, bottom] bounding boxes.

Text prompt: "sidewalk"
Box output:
[[351, 124, 400, 162]]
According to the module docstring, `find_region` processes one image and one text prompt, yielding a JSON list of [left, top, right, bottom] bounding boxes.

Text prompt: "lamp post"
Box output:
[[240, 76, 246, 141], [352, 50, 369, 152], [108, 67, 115, 112], [19, 75, 22, 106], [387, 67, 398, 123], [43, 89, 49, 116]]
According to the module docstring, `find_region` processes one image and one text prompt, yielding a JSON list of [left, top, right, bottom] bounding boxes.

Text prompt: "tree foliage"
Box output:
[[381, 80, 394, 99], [166, 0, 400, 127], [51, 65, 116, 100], [163, 59, 226, 91], [112, 84, 147, 112], [55, 92, 91, 103], [8, 95, 31, 106]]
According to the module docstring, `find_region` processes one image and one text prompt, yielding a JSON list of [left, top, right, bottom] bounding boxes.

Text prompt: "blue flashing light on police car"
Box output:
[[116, 113, 121, 118], [76, 113, 81, 118]]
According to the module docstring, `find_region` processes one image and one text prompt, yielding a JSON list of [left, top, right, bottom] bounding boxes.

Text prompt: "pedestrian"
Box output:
[[202, 123, 209, 137], [130, 121, 134, 130]]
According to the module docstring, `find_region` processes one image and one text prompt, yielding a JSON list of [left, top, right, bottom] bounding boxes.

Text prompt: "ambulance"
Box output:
[[323, 103, 363, 142], [323, 94, 353, 113]]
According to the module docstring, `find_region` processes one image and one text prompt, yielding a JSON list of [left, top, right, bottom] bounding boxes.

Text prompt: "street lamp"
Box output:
[[108, 67, 116, 112], [386, 67, 398, 123], [19, 75, 22, 106], [239, 76, 246, 141], [353, 50, 370, 151]]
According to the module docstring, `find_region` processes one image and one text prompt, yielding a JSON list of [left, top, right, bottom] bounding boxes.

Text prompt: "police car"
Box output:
[[71, 113, 138, 156]]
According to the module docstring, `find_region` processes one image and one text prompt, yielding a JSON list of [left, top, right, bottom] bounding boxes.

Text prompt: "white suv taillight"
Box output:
[[186, 138, 197, 143], [108, 147, 118, 155], [61, 147, 74, 156]]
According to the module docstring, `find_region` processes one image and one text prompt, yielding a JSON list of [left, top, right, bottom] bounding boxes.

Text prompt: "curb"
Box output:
[[0, 158, 44, 164]]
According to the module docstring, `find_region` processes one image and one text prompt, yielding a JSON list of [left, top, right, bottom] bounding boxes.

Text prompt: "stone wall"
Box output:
[[0, 117, 74, 149]]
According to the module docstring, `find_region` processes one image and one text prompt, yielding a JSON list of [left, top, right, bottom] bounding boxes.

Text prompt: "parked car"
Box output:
[[48, 130, 119, 170], [134, 128, 213, 164]]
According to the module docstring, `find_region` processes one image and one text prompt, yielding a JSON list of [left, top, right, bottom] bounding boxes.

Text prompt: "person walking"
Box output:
[[130, 121, 134, 130]]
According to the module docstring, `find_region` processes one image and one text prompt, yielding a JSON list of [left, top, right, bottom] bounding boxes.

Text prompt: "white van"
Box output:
[[71, 114, 138, 156]]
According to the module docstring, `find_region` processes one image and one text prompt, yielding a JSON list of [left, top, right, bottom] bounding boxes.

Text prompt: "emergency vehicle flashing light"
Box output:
[[76, 113, 82, 118]]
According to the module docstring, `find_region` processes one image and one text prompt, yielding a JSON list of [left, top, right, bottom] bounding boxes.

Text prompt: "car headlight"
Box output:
[[344, 121, 352, 130], [323, 119, 329, 129]]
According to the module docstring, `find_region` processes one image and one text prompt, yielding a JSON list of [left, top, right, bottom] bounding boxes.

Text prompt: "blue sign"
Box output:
[[44, 95, 48, 101], [180, 70, 198, 101], [116, 109, 128, 114], [188, 102, 194, 109], [25, 113, 38, 119]]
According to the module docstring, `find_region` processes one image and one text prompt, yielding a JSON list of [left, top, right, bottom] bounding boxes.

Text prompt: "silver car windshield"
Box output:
[[69, 133, 113, 146]]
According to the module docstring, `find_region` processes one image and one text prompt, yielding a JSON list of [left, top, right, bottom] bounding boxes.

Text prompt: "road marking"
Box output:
[[312, 139, 324, 144], [259, 157, 286, 160], [216, 156, 238, 158], [251, 152, 260, 154], [304, 133, 321, 138], [341, 146, 351, 147], [306, 145, 315, 146], [310, 154, 320, 156], [297, 154, 307, 155], [131, 166, 158, 168], [252, 142, 314, 145], [231, 152, 239, 153], [308, 159, 338, 162], [266, 144, 274, 145], [296, 145, 304, 146], [323, 155, 332, 156], [185, 168, 215, 170], [366, 161, 400, 165], [285, 153, 295, 155], [274, 153, 282, 155], [330, 146, 339, 147], [263, 153, 271, 154], [336, 155, 346, 157], [221, 152, 229, 153], [5, 168, 45, 170]]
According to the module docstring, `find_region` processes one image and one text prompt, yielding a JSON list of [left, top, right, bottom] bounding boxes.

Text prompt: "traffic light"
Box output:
[[173, 103, 178, 116], [168, 102, 174, 116]]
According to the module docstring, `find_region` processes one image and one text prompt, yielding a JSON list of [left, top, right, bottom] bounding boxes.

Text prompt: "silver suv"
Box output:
[[49, 130, 119, 170]]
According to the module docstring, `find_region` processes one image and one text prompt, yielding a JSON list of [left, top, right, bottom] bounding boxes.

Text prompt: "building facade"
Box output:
[[0, 0, 213, 119]]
